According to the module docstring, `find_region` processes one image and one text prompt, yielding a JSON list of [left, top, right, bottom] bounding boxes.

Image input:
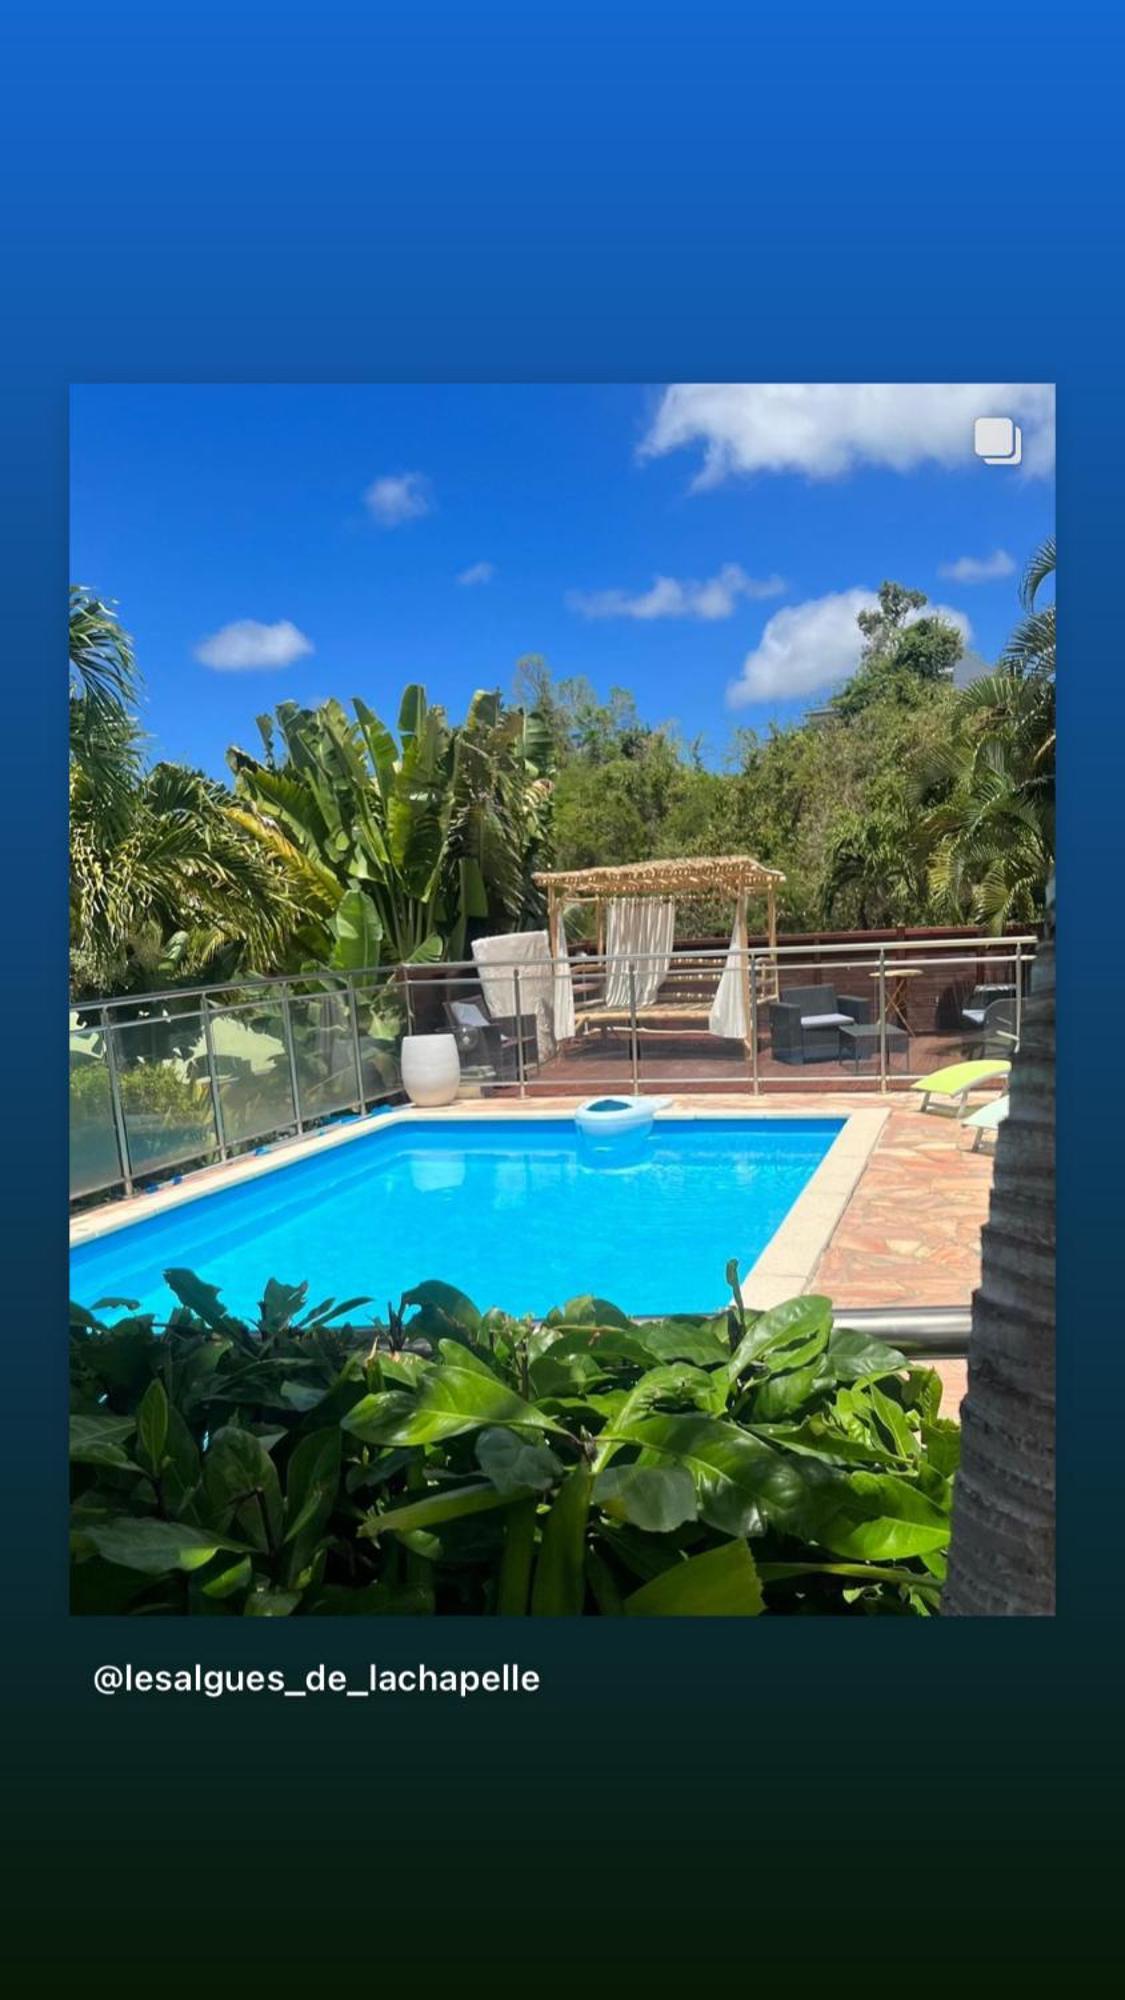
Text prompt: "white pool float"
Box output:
[[574, 1095, 669, 1140]]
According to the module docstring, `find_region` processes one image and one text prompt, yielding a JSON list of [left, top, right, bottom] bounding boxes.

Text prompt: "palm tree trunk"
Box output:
[[944, 882, 1055, 1614]]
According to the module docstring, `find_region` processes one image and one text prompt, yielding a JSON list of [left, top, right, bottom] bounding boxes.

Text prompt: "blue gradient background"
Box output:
[[3, 0, 1121, 1971]]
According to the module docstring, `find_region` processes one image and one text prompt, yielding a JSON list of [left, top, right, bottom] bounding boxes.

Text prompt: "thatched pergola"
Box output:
[[533, 854, 785, 1046]]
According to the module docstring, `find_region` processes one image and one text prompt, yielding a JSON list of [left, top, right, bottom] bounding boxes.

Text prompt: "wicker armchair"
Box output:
[[768, 984, 871, 1065]]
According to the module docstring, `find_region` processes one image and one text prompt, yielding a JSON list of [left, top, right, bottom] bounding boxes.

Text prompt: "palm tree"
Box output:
[[69, 585, 140, 717], [69, 588, 144, 819], [1001, 534, 1056, 678], [70, 758, 303, 995], [944, 873, 1055, 1614], [69, 588, 303, 994], [921, 538, 1055, 931]]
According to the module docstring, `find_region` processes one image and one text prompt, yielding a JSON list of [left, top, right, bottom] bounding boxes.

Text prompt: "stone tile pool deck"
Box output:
[[73, 1089, 997, 1416]]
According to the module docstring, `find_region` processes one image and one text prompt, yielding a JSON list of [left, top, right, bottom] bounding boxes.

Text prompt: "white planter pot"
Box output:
[[401, 1032, 461, 1107]]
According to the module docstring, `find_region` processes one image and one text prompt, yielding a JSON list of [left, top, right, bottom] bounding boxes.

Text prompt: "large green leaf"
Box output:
[[807, 1470, 952, 1562], [401, 1280, 481, 1338], [823, 1327, 908, 1382], [204, 1426, 284, 1548], [69, 1411, 137, 1469], [329, 888, 383, 971], [594, 1463, 698, 1533], [496, 1498, 538, 1615], [632, 1318, 731, 1367], [624, 1539, 764, 1617], [727, 1296, 832, 1387], [343, 1362, 561, 1447], [476, 1428, 564, 1495], [163, 1269, 239, 1331], [619, 1413, 806, 1538], [549, 1295, 634, 1330], [283, 1427, 341, 1549], [84, 1517, 246, 1576], [530, 1464, 592, 1615], [745, 1359, 832, 1422], [135, 1378, 169, 1476], [593, 1364, 722, 1472], [361, 1481, 529, 1540]]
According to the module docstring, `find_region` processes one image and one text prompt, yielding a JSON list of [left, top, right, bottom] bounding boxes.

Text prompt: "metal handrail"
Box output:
[[829, 1305, 971, 1358], [70, 931, 1032, 1205], [70, 932, 1038, 1020]]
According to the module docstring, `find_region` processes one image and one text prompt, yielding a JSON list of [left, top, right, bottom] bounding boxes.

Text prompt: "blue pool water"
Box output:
[[71, 1115, 843, 1322]]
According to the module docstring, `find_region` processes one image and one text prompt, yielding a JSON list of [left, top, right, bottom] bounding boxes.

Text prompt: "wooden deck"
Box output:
[[496, 1028, 971, 1097]]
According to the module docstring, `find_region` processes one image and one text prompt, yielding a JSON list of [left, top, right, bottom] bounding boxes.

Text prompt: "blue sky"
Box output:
[[70, 383, 1055, 776]]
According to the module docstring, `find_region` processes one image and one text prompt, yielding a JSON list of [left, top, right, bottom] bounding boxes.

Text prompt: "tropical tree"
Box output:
[[69, 590, 302, 995], [1001, 534, 1056, 679], [229, 685, 555, 967], [69, 588, 144, 821], [70, 757, 303, 996], [922, 539, 1055, 931], [831, 581, 963, 719], [944, 874, 1055, 1614]]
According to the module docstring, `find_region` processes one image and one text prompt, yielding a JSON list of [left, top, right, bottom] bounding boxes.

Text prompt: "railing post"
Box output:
[[877, 947, 888, 1093], [403, 964, 416, 1037], [279, 981, 304, 1135], [200, 995, 228, 1162], [629, 963, 640, 1096], [100, 1008, 133, 1199], [346, 976, 366, 1111], [1014, 940, 1023, 1046], [750, 950, 760, 1096], [514, 966, 526, 1099]]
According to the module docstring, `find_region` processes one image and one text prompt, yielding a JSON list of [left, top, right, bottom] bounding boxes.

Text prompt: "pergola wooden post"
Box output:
[[546, 883, 562, 965]]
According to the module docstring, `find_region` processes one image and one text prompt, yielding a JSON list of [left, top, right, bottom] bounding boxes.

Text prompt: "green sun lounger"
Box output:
[[914, 1058, 1012, 1115], [962, 1093, 1009, 1150]]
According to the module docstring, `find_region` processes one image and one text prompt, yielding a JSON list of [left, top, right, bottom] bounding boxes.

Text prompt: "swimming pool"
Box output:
[[70, 1114, 845, 1321]]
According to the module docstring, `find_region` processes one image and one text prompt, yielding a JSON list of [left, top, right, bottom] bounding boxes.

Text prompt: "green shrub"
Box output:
[[70, 1059, 210, 1122], [70, 1265, 959, 1616]]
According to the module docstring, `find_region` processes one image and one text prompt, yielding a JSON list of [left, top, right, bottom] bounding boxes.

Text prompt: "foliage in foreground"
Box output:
[[70, 1266, 959, 1616]]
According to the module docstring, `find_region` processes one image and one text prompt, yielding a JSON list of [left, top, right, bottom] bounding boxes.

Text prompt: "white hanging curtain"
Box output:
[[551, 911, 576, 1042], [709, 908, 749, 1039], [604, 897, 676, 1009]]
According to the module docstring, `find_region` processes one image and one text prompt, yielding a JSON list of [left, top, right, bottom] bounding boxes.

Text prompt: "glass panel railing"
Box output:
[[897, 949, 1024, 1081], [547, 951, 655, 1097], [110, 1011, 219, 1179], [418, 968, 511, 1094], [757, 958, 877, 1089], [70, 935, 1039, 1208], [286, 984, 363, 1124], [69, 1017, 123, 1198], [352, 971, 406, 1104], [636, 949, 749, 1093], [209, 1000, 296, 1148]]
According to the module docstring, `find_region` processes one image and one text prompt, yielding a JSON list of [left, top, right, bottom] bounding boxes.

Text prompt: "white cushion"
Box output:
[[800, 1011, 852, 1029], [962, 1008, 986, 1026]]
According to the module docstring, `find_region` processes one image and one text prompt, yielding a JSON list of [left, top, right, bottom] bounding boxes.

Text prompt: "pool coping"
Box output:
[[69, 1099, 889, 1308], [736, 1106, 888, 1309]]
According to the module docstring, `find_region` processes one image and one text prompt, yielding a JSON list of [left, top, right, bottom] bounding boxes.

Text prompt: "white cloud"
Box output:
[[568, 563, 786, 623], [195, 619, 314, 672], [641, 384, 1056, 483], [729, 589, 972, 707], [457, 561, 496, 586], [364, 471, 432, 526], [939, 548, 1016, 583]]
